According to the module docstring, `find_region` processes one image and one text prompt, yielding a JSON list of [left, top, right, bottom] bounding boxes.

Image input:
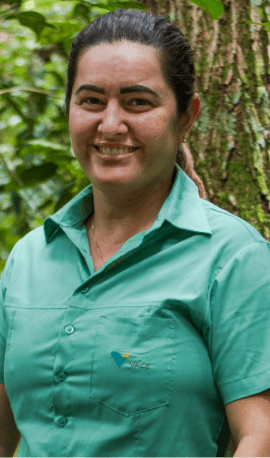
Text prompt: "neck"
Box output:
[[87, 168, 177, 246]]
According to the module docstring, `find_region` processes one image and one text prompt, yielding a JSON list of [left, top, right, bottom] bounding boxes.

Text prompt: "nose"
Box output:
[[97, 100, 128, 137]]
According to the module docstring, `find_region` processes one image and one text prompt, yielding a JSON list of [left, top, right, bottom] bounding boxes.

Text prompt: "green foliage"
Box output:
[[0, 0, 104, 269], [6, 11, 56, 40]]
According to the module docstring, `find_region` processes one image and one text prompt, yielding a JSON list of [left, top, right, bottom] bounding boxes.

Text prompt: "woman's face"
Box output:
[[69, 40, 189, 194]]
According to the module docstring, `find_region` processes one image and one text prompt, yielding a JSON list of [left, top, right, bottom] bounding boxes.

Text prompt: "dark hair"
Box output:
[[65, 8, 206, 198]]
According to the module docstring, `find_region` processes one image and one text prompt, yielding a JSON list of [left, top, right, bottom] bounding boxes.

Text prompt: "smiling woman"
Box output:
[[1, 8, 270, 458], [67, 34, 204, 269]]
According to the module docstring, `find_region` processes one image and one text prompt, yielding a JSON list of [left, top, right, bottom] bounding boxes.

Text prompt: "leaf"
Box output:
[[106, 0, 147, 10], [11, 191, 22, 215], [39, 21, 81, 48], [72, 3, 91, 19], [23, 140, 64, 151], [188, 0, 224, 20], [16, 162, 58, 188], [247, 20, 270, 31], [7, 12, 55, 40], [32, 93, 48, 114], [54, 184, 77, 211], [47, 71, 65, 86], [18, 142, 76, 163], [0, 163, 58, 192]]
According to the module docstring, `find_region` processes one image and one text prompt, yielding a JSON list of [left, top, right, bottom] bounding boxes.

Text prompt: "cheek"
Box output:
[[69, 109, 92, 140], [138, 113, 165, 140], [141, 113, 172, 143]]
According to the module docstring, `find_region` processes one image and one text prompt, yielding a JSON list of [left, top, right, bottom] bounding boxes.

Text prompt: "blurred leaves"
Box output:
[[6, 11, 56, 40]]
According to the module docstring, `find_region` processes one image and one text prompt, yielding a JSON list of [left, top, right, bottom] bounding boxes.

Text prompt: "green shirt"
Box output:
[[1, 163, 270, 457]]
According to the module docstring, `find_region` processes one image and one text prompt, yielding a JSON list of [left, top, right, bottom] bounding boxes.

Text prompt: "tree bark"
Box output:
[[137, 0, 270, 241], [134, 0, 269, 454]]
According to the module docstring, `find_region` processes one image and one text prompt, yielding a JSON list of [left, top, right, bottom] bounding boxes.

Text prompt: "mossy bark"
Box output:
[[138, 0, 270, 241], [135, 0, 269, 454]]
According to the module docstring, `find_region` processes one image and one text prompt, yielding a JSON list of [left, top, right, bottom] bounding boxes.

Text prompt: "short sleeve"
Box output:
[[0, 243, 18, 384], [207, 241, 270, 405]]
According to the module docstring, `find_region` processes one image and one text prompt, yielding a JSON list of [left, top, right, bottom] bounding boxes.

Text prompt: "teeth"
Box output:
[[98, 147, 135, 155]]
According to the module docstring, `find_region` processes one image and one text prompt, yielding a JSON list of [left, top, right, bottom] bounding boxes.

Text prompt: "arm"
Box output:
[[0, 384, 21, 457], [225, 388, 270, 457], [233, 437, 270, 457]]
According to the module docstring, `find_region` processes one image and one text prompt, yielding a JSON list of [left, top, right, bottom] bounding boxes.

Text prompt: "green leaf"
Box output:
[[246, 20, 270, 31], [24, 140, 64, 151], [39, 21, 81, 48], [33, 93, 48, 114], [106, 0, 147, 10], [46, 70, 65, 86], [16, 162, 58, 188], [19, 141, 76, 163], [7, 12, 55, 40], [72, 3, 91, 19], [11, 191, 22, 215], [188, 0, 224, 20], [54, 185, 78, 211]]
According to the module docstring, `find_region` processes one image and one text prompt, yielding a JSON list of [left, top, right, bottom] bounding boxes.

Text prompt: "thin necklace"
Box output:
[[90, 214, 105, 264]]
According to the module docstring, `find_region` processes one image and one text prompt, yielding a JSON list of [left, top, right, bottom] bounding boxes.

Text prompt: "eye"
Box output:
[[81, 97, 103, 105], [130, 98, 152, 107]]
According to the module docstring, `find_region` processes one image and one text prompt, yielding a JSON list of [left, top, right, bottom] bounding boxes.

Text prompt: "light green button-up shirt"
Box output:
[[1, 164, 270, 457]]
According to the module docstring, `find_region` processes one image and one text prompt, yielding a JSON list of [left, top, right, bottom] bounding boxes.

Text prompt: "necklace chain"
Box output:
[[90, 214, 105, 264]]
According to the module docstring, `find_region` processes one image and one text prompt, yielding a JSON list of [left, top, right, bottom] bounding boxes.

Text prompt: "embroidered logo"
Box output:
[[129, 359, 150, 369], [111, 351, 130, 367], [111, 351, 150, 369]]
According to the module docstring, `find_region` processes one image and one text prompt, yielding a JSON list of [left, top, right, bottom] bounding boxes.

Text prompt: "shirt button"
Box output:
[[56, 371, 66, 382], [81, 286, 89, 294], [57, 417, 67, 428], [65, 325, 75, 334]]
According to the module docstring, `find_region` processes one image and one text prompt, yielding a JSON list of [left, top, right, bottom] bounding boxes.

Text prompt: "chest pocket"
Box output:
[[89, 315, 175, 416]]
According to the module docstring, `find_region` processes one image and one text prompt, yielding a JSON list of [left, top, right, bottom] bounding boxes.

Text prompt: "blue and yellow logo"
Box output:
[[111, 351, 150, 369], [111, 351, 130, 367]]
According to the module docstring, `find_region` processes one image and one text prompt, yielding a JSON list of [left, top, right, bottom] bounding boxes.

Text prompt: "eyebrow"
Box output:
[[75, 84, 159, 98]]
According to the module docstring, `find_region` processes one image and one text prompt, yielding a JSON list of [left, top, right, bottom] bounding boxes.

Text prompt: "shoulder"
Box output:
[[197, 199, 270, 283], [201, 199, 267, 245], [1, 226, 45, 282], [10, 226, 46, 256]]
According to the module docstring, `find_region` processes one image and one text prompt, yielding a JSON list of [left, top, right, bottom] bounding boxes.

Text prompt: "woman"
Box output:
[[1, 8, 270, 458]]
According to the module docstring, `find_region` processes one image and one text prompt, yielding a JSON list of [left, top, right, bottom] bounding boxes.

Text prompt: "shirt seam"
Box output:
[[204, 205, 265, 242], [218, 365, 270, 389]]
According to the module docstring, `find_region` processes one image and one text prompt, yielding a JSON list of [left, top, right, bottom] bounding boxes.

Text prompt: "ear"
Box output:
[[179, 93, 201, 141]]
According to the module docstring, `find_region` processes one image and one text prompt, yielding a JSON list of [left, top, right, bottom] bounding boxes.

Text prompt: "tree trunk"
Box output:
[[137, 0, 270, 241], [135, 0, 269, 454]]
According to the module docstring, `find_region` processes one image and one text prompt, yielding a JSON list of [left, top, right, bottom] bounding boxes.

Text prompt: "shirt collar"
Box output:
[[43, 163, 212, 243]]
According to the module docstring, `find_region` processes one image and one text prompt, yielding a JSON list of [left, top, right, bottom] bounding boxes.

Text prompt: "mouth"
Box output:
[[94, 145, 139, 155]]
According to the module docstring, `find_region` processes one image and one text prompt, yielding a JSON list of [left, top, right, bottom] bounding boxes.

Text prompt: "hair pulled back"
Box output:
[[65, 8, 206, 198]]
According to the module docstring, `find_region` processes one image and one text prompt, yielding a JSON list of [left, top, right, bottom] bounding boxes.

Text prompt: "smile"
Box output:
[[95, 146, 139, 155]]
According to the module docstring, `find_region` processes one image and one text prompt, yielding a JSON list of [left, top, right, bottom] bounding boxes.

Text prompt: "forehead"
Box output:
[[74, 41, 165, 88]]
